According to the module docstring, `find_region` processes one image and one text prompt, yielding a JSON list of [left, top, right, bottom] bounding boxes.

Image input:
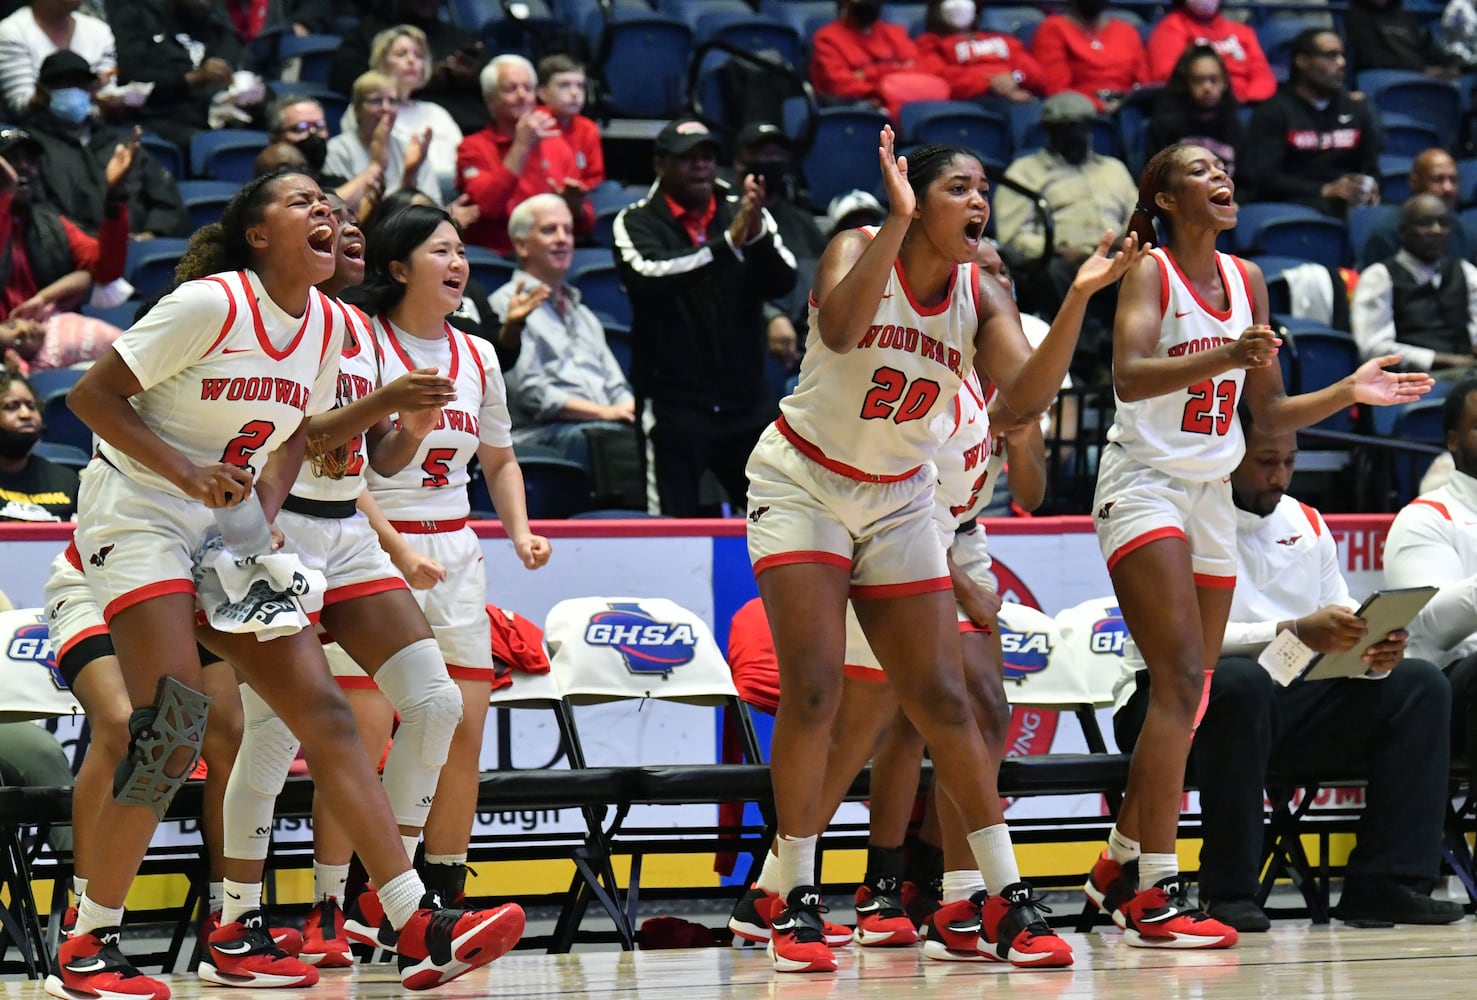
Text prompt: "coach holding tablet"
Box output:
[[1114, 407, 1459, 934]]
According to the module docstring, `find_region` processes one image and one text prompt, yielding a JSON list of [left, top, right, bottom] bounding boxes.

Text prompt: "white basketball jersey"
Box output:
[[1106, 247, 1253, 480], [367, 317, 512, 521], [293, 301, 383, 504], [933, 371, 997, 527], [781, 229, 980, 479], [104, 270, 341, 498]]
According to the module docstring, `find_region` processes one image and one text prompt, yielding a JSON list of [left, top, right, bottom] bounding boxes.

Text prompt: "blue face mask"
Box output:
[[49, 88, 92, 125]]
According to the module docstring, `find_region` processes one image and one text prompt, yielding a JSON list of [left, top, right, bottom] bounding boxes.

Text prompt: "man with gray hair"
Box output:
[[455, 53, 592, 254], [490, 192, 637, 480]]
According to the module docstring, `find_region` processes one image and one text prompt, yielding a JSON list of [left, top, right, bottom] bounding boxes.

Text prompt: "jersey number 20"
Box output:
[[1181, 379, 1236, 435], [861, 366, 941, 424]]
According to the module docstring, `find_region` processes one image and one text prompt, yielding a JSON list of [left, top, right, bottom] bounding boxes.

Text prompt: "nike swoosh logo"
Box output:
[[1174, 310, 1192, 318], [213, 940, 255, 955], [68, 959, 108, 973]]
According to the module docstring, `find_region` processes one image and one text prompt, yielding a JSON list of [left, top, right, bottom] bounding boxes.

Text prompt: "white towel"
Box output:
[[192, 534, 325, 642]]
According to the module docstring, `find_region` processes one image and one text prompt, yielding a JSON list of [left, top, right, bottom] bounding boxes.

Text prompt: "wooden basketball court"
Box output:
[[5, 923, 1476, 998]]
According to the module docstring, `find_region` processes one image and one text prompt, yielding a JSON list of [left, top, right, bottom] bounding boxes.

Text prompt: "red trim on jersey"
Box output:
[[64, 539, 83, 571], [753, 549, 853, 575], [1106, 526, 1187, 572], [1411, 498, 1452, 520], [57, 623, 110, 663], [1228, 254, 1253, 309], [323, 577, 409, 606], [1162, 248, 1236, 321], [241, 274, 315, 361], [1297, 500, 1323, 536], [315, 290, 335, 363], [380, 316, 460, 383], [844, 663, 887, 682], [446, 663, 496, 680], [967, 260, 980, 314], [335, 675, 379, 690], [453, 323, 485, 395], [389, 517, 468, 534], [198, 274, 242, 359], [102, 579, 196, 623], [851, 576, 952, 598], [1155, 253, 1170, 317], [774, 414, 922, 483], [337, 300, 365, 359], [892, 257, 958, 317], [1193, 572, 1236, 590]]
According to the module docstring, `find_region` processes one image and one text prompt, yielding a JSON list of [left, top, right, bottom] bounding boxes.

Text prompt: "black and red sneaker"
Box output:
[[45, 926, 171, 1000], [343, 886, 398, 949], [1119, 875, 1238, 949], [766, 886, 837, 974], [300, 898, 354, 968], [980, 882, 1073, 968], [395, 893, 525, 990], [921, 892, 990, 962], [198, 910, 319, 988], [852, 876, 918, 946], [727, 884, 853, 947], [1083, 850, 1138, 921]]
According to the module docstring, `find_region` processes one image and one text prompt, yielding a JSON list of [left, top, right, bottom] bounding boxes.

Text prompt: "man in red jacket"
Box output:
[[810, 0, 918, 106], [456, 53, 593, 255]]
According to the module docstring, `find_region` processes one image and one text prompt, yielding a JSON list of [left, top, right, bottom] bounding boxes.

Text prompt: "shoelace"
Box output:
[[424, 908, 462, 943], [241, 922, 291, 959], [1009, 888, 1056, 933], [89, 941, 144, 979], [781, 899, 830, 944]]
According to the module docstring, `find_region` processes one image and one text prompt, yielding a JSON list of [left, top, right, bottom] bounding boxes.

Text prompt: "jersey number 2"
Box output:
[[421, 448, 458, 488], [1181, 379, 1236, 436], [861, 366, 941, 424], [221, 419, 275, 471]]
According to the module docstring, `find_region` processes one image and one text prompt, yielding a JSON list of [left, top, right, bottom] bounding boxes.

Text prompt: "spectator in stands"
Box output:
[[611, 118, 797, 516], [1386, 377, 1477, 767], [1031, 0, 1148, 112], [491, 193, 636, 475], [1242, 29, 1381, 215], [0, 367, 78, 521], [0, 127, 128, 326], [1352, 193, 1477, 373], [253, 139, 306, 175], [110, 0, 263, 149], [1117, 408, 1459, 932], [325, 70, 444, 215], [223, 0, 334, 44], [1148, 46, 1245, 177], [457, 54, 593, 256], [0, 0, 115, 119], [995, 91, 1136, 373], [328, 0, 487, 136], [825, 188, 885, 239], [265, 92, 331, 175], [368, 23, 462, 191], [536, 54, 603, 195], [1362, 149, 1476, 263], [809, 0, 919, 107], [25, 51, 188, 240], [1347, 0, 1464, 78], [1145, 0, 1276, 104], [913, 0, 1047, 109], [1442, 0, 1477, 66]]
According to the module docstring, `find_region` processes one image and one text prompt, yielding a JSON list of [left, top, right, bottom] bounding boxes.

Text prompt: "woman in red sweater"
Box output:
[[810, 0, 919, 105], [1145, 0, 1276, 104], [1031, 0, 1148, 111], [915, 0, 1047, 108]]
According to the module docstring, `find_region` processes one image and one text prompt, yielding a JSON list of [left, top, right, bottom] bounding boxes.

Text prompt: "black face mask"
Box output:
[[850, 0, 882, 26], [296, 133, 328, 171], [747, 161, 792, 200], [0, 426, 40, 460]]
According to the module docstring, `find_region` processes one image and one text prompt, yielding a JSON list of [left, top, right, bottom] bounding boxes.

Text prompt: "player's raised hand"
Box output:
[[878, 125, 914, 220], [1349, 355, 1435, 406], [1226, 325, 1280, 370], [1070, 230, 1146, 296]]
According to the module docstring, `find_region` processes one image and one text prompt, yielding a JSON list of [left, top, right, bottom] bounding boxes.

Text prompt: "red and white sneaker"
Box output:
[[199, 911, 302, 959], [300, 898, 354, 968], [901, 878, 941, 928], [1083, 851, 1138, 921], [921, 892, 990, 962], [45, 926, 170, 1000], [1119, 875, 1238, 949], [980, 882, 1073, 968], [198, 911, 319, 988], [852, 877, 918, 946], [395, 894, 525, 990], [59, 906, 78, 938], [343, 887, 397, 949], [727, 884, 853, 947], [766, 886, 837, 974]]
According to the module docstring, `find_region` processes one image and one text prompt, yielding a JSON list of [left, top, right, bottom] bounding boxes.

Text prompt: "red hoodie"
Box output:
[[1145, 10, 1276, 103], [916, 30, 1048, 100]]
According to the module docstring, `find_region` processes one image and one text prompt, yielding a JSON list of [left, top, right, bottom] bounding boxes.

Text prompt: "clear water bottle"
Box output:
[[214, 491, 273, 558]]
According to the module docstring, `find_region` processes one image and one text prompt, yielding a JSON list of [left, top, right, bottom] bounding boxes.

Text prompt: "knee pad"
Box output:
[[241, 709, 301, 798], [376, 638, 462, 768], [113, 676, 211, 819]]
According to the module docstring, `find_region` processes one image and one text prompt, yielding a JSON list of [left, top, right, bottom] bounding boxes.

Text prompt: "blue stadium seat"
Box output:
[[596, 15, 693, 118], [1256, 216, 1349, 269], [1459, 157, 1477, 209], [1257, 17, 1326, 78], [571, 262, 630, 326], [694, 12, 803, 68], [1379, 113, 1442, 159], [1378, 153, 1413, 205], [26, 368, 85, 407], [42, 392, 92, 454], [602, 321, 632, 377], [1462, 205, 1477, 236], [759, 0, 832, 52], [125, 237, 192, 299], [1390, 396, 1450, 502], [450, 0, 499, 28], [898, 101, 1010, 163], [139, 131, 184, 180], [980, 5, 1043, 43], [189, 129, 269, 181], [1288, 328, 1360, 431], [802, 106, 889, 210], [176, 179, 238, 232], [1348, 203, 1399, 268], [465, 246, 516, 295], [1374, 372, 1452, 436], [32, 441, 90, 471], [278, 34, 342, 86], [571, 247, 609, 273], [882, 2, 926, 37], [80, 301, 142, 330], [594, 205, 623, 247], [510, 456, 594, 518], [1364, 76, 1461, 150], [1232, 202, 1323, 255], [1009, 101, 1120, 160]]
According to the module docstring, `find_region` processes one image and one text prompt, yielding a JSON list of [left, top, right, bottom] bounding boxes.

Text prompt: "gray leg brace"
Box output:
[[113, 676, 212, 819]]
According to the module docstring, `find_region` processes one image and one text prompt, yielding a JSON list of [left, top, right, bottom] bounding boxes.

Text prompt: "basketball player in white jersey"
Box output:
[[1084, 144, 1433, 949], [742, 127, 1143, 974], [336, 203, 549, 934], [53, 170, 524, 1000]]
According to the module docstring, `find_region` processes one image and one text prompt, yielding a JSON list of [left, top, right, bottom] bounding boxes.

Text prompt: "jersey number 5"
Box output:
[[421, 448, 458, 488], [221, 419, 275, 471], [861, 366, 941, 424], [1181, 378, 1236, 436]]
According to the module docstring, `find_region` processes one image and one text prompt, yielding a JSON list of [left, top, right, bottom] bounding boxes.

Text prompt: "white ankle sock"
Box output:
[[770, 835, 817, 898], [1138, 853, 1178, 890], [379, 869, 427, 931], [209, 880, 224, 916], [314, 862, 349, 902], [965, 824, 1020, 894], [423, 852, 466, 866], [1107, 826, 1140, 865], [221, 879, 261, 925], [72, 876, 87, 902], [941, 870, 986, 904], [74, 895, 124, 938], [754, 847, 783, 895]]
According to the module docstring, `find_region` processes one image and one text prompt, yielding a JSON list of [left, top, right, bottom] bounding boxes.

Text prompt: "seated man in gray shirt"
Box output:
[[490, 192, 636, 474]]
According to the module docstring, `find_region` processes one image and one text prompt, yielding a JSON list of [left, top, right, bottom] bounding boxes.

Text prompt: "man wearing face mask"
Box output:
[[1146, 0, 1276, 103], [810, 0, 918, 106], [0, 368, 79, 522], [994, 91, 1136, 377], [24, 50, 187, 241], [915, 0, 1046, 108]]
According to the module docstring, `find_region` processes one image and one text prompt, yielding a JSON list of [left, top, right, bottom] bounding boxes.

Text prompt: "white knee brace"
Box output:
[[375, 638, 461, 829], [222, 683, 302, 861]]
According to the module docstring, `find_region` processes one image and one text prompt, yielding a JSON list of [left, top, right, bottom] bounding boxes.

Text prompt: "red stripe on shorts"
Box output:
[[850, 576, 952, 599], [1106, 526, 1187, 573], [103, 579, 196, 623], [323, 577, 409, 606], [446, 663, 496, 681], [753, 550, 852, 575], [844, 663, 887, 682], [57, 623, 110, 664], [1192, 573, 1236, 590], [335, 675, 379, 690], [775, 415, 921, 483]]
